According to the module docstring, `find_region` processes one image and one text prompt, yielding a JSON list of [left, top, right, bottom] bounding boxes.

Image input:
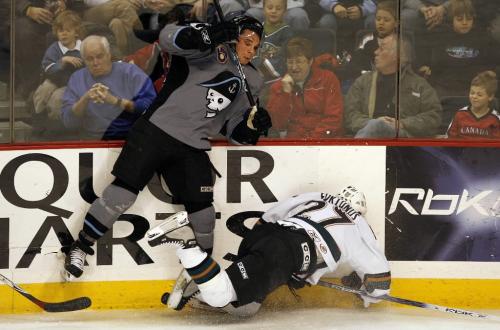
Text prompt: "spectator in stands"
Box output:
[[14, 0, 69, 98], [247, 0, 310, 29], [402, 0, 449, 32], [267, 37, 343, 138], [416, 0, 500, 98], [447, 71, 499, 139], [61, 35, 156, 140], [33, 10, 84, 120], [336, 0, 397, 82], [252, 0, 294, 83], [80, 0, 145, 55], [315, 0, 376, 52], [344, 35, 442, 138]]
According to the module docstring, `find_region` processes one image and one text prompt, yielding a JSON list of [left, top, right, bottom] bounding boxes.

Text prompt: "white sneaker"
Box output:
[[146, 211, 197, 248]]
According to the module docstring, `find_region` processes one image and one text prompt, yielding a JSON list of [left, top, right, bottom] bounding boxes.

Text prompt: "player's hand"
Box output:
[[193, 21, 239, 51], [341, 271, 363, 289], [245, 106, 272, 133], [62, 56, 84, 68], [347, 6, 361, 20], [27, 7, 54, 25], [281, 74, 294, 93], [252, 107, 272, 133], [333, 5, 347, 18]]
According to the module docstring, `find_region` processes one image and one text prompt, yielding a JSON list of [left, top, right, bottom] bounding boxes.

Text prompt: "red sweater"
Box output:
[[267, 66, 343, 138], [447, 106, 500, 139]]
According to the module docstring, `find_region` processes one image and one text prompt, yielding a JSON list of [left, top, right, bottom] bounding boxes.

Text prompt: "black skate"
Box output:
[[146, 211, 197, 248], [62, 240, 94, 281]]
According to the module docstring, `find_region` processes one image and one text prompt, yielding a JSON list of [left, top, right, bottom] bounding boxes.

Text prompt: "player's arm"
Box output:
[[261, 192, 326, 223], [224, 105, 272, 145], [159, 22, 239, 58]]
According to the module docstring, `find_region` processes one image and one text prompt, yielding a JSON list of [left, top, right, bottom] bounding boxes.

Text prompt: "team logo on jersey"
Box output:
[[216, 45, 228, 64], [200, 71, 241, 118]]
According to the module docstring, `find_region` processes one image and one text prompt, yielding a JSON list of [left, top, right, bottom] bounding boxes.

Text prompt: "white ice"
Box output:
[[1, 307, 500, 330]]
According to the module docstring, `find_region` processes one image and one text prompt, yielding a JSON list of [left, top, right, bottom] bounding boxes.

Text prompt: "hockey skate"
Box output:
[[146, 211, 197, 248], [61, 240, 94, 282], [161, 268, 200, 310]]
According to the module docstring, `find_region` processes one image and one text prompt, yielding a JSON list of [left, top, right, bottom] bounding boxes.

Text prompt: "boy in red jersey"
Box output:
[[447, 71, 500, 139]]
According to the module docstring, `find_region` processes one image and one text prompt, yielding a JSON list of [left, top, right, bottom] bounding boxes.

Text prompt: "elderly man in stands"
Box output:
[[344, 35, 442, 138], [61, 35, 156, 140]]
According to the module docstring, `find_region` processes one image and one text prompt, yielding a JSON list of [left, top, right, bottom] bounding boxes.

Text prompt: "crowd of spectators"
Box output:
[[1, 0, 499, 141]]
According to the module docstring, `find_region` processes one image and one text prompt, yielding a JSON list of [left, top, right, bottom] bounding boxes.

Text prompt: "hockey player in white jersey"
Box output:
[[147, 187, 390, 315]]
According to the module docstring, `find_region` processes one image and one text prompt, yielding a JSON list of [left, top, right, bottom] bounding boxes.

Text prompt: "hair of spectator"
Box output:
[[376, 0, 397, 21], [263, 0, 288, 10], [52, 10, 84, 37], [449, 0, 476, 20], [81, 35, 111, 57], [471, 71, 498, 96], [285, 37, 313, 60]]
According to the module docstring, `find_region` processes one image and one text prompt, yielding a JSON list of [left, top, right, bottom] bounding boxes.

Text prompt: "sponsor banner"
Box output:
[[386, 147, 500, 262], [0, 146, 385, 283]]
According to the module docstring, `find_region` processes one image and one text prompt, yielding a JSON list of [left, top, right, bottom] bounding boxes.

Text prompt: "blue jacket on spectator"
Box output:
[[61, 62, 156, 140]]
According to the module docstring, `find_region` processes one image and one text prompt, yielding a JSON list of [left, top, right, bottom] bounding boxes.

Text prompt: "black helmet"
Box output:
[[225, 11, 264, 40]]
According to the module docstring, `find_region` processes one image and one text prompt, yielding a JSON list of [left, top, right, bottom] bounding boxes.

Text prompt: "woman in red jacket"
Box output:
[[267, 36, 344, 138]]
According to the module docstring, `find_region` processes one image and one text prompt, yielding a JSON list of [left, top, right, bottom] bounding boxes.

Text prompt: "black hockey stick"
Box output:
[[0, 273, 92, 312], [317, 280, 500, 322]]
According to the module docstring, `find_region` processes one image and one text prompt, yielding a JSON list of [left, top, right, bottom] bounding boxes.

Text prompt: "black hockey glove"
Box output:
[[341, 271, 362, 290], [245, 107, 272, 133], [193, 21, 239, 51]]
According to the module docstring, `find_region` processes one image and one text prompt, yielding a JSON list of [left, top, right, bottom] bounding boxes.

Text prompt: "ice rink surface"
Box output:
[[1, 307, 500, 330]]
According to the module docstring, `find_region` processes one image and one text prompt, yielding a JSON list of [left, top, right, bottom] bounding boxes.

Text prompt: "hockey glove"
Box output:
[[192, 21, 239, 51], [341, 271, 362, 289], [245, 106, 272, 133]]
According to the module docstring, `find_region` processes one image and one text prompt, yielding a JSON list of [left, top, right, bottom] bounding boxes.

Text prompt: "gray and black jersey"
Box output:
[[148, 23, 264, 150]]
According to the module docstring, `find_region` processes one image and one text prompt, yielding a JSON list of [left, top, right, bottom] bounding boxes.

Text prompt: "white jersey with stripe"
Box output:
[[261, 192, 390, 285]]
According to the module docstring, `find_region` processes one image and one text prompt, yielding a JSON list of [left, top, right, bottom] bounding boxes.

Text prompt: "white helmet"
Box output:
[[338, 186, 367, 215]]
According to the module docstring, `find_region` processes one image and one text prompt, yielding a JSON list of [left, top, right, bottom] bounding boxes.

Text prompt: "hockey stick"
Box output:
[[317, 280, 500, 322], [0, 273, 92, 313], [212, 0, 263, 133]]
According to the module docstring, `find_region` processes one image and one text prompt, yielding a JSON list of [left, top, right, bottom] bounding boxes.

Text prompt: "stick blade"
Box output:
[[42, 296, 92, 313]]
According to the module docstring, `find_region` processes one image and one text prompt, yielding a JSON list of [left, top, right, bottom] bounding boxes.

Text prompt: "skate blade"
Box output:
[[60, 269, 77, 282], [146, 211, 189, 246]]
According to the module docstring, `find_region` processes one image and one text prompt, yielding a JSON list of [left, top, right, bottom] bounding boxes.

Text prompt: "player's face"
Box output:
[[375, 9, 396, 38], [83, 42, 112, 77], [469, 85, 493, 110], [286, 55, 312, 83], [264, 0, 286, 25], [57, 25, 78, 48], [453, 15, 474, 34], [235, 29, 261, 65]]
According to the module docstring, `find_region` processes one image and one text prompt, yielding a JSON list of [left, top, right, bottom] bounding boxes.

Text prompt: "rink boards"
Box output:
[[0, 144, 499, 313]]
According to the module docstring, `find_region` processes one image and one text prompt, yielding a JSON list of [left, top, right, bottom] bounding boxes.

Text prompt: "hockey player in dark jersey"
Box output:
[[62, 13, 272, 280], [146, 187, 391, 316]]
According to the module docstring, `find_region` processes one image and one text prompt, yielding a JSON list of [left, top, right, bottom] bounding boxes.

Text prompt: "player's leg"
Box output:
[[147, 219, 316, 313], [63, 119, 165, 280], [161, 148, 216, 254]]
